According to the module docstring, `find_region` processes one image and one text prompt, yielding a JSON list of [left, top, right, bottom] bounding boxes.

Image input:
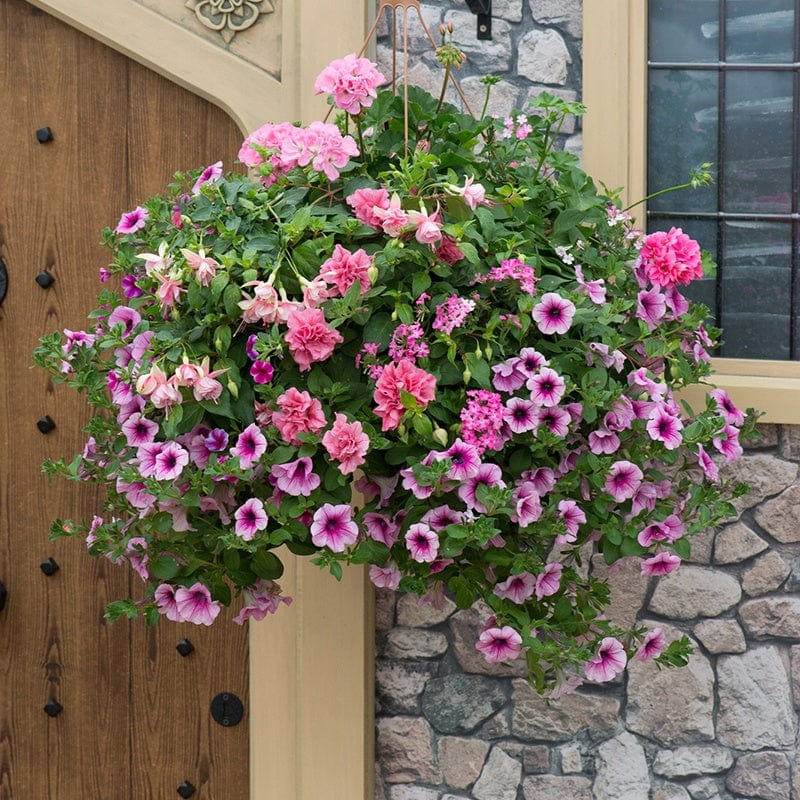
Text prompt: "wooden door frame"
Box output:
[[23, 2, 375, 798]]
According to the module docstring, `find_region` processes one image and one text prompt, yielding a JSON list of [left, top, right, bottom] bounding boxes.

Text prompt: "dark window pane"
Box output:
[[649, 0, 718, 63], [648, 70, 718, 213], [719, 221, 792, 359], [723, 70, 793, 213], [725, 1, 795, 63]]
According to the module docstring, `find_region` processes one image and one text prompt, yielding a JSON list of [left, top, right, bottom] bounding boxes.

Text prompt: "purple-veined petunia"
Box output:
[[535, 562, 563, 600], [584, 637, 627, 682], [191, 160, 223, 195], [646, 405, 684, 450], [457, 463, 505, 513], [231, 423, 267, 469], [369, 563, 402, 590], [641, 551, 681, 576], [604, 460, 643, 502], [174, 582, 222, 626], [636, 627, 667, 661], [475, 625, 523, 663], [494, 572, 535, 604], [527, 367, 566, 407], [270, 457, 321, 496], [311, 503, 358, 552], [404, 523, 440, 563], [531, 292, 576, 335], [153, 442, 189, 481], [121, 413, 158, 447], [114, 205, 149, 234], [234, 497, 268, 540]]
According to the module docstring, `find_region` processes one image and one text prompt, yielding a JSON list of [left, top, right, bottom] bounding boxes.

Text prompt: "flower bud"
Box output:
[[432, 427, 449, 447], [463, 368, 472, 383], [484, 344, 493, 360], [367, 265, 379, 284], [227, 379, 239, 399]]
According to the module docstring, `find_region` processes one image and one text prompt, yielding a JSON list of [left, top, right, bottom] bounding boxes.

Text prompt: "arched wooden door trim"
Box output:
[[18, 2, 375, 798]]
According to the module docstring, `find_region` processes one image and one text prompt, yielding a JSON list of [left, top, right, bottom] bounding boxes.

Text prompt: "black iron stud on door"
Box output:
[[37, 416, 56, 434], [176, 639, 195, 657], [40, 557, 59, 576], [35, 127, 53, 143], [35, 269, 55, 288], [0, 581, 7, 611], [177, 780, 196, 798], [43, 699, 63, 717]]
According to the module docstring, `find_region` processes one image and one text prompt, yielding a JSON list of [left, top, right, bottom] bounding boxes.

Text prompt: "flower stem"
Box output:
[[624, 182, 695, 212], [354, 113, 367, 162], [436, 64, 452, 115]]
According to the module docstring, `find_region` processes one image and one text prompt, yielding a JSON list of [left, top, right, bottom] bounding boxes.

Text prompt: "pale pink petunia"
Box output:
[[521, 467, 556, 496], [535, 405, 571, 437], [588, 427, 620, 455], [503, 396, 539, 434], [584, 637, 627, 682], [510, 482, 543, 527], [234, 497, 268, 540], [641, 551, 682, 576], [115, 206, 149, 234], [174, 582, 222, 626], [636, 287, 667, 330], [457, 462, 505, 513], [154, 583, 182, 622], [191, 160, 223, 195], [697, 443, 719, 483], [231, 423, 268, 469], [322, 413, 370, 474], [311, 503, 358, 552], [531, 292, 576, 335], [284, 306, 343, 372], [270, 457, 320, 496], [421, 505, 465, 531], [363, 512, 399, 547], [574, 263, 607, 304], [492, 358, 527, 392], [527, 367, 566, 407], [404, 523, 440, 563], [233, 578, 292, 624], [535, 562, 563, 600], [494, 572, 536, 604], [136, 441, 164, 478], [153, 441, 189, 481], [475, 625, 523, 663], [637, 515, 684, 547], [369, 563, 402, 590], [604, 460, 644, 502], [636, 627, 667, 660], [646, 405, 684, 449], [557, 499, 586, 544], [713, 423, 743, 462], [517, 347, 549, 377]]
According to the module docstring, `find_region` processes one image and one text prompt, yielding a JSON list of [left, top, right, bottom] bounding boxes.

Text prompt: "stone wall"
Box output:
[[375, 425, 800, 799]]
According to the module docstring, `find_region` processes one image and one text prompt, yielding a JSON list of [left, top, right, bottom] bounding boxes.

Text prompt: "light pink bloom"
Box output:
[[231, 423, 267, 469], [319, 244, 373, 296], [503, 397, 539, 434], [136, 441, 163, 478], [475, 625, 523, 663], [285, 306, 343, 372], [363, 513, 399, 547], [646, 405, 684, 449], [636, 627, 667, 660], [709, 388, 745, 426], [322, 414, 370, 475], [588, 427, 620, 455], [697, 443, 719, 483], [604, 460, 643, 502], [153, 441, 189, 481], [136, 364, 168, 397], [713, 423, 743, 462], [239, 279, 280, 325], [636, 287, 667, 330], [174, 582, 222, 626], [584, 637, 627, 682], [311, 503, 359, 552], [150, 379, 183, 411], [404, 523, 440, 563], [285, 121, 359, 181], [574, 263, 606, 304], [373, 192, 411, 236], [373, 359, 437, 431], [181, 248, 220, 286], [494, 572, 535, 604], [510, 482, 543, 526], [457, 463, 505, 513], [492, 358, 527, 392], [233, 579, 292, 624], [421, 505, 465, 531], [532, 292, 576, 335], [407, 205, 443, 247], [369, 563, 402, 590], [191, 160, 223, 195], [234, 497, 268, 540], [435, 438, 481, 481], [557, 499, 586, 544], [270, 457, 320, 496], [115, 206, 149, 234], [535, 406, 571, 437], [535, 562, 563, 600], [637, 515, 684, 547], [314, 53, 384, 115], [527, 367, 566, 407], [450, 175, 486, 210], [154, 584, 182, 622], [587, 342, 625, 372], [153, 271, 185, 310], [272, 388, 327, 445], [639, 227, 703, 288], [641, 551, 682, 575], [346, 186, 390, 230]]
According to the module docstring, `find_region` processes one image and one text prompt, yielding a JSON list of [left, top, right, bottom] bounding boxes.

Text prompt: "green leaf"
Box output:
[[286, 540, 318, 556], [412, 271, 432, 298], [553, 208, 585, 237], [363, 312, 394, 348], [149, 554, 181, 580], [223, 282, 242, 318], [251, 550, 285, 580], [464, 351, 491, 388], [214, 324, 232, 356], [210, 272, 230, 302]]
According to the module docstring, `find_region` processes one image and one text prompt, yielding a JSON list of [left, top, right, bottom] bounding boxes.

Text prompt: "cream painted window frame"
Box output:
[[583, 0, 800, 424]]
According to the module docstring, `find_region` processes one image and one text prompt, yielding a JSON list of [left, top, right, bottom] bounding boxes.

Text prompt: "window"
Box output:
[[584, 1, 800, 422]]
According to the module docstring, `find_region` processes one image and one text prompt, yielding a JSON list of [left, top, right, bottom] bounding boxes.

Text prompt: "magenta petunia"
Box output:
[[636, 287, 667, 330], [250, 360, 274, 384], [234, 497, 269, 540], [311, 503, 358, 552], [636, 627, 667, 661], [535, 405, 571, 437], [270, 457, 320, 496], [121, 412, 158, 447], [535, 562, 563, 600], [713, 423, 743, 462], [588, 427, 620, 455], [557, 499, 586, 544], [136, 441, 164, 478], [421, 505, 466, 531], [114, 205, 149, 234], [697, 443, 719, 483], [503, 396, 539, 434], [475, 625, 523, 663], [517, 347, 549, 377], [604, 460, 644, 502], [404, 523, 440, 563], [641, 551, 682, 576], [531, 292, 576, 335], [192, 160, 223, 195], [152, 441, 189, 481], [527, 367, 566, 407], [174, 582, 222, 626], [457, 462, 505, 513], [233, 579, 292, 624], [584, 637, 627, 682], [435, 438, 482, 481], [494, 571, 535, 604], [637, 514, 684, 547], [709, 388, 745, 426], [646, 405, 684, 450], [492, 357, 527, 392]]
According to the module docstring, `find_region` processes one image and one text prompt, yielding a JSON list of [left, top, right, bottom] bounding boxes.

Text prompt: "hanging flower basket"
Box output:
[[35, 41, 755, 692]]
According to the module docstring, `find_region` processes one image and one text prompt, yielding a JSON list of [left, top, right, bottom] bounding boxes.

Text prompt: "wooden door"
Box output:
[[0, 1, 249, 797]]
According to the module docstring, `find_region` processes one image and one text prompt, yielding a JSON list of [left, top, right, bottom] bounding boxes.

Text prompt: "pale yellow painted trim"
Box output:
[[583, 1, 800, 424], [23, 1, 374, 798]]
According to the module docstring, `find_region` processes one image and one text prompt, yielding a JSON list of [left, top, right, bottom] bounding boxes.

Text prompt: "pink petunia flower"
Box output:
[[174, 582, 222, 626], [191, 160, 223, 195], [604, 460, 644, 502], [637, 515, 684, 547], [713, 423, 743, 462], [557, 499, 586, 544], [584, 637, 627, 682], [636, 287, 667, 330], [369, 563, 402, 590], [510, 482, 543, 527], [121, 413, 159, 447], [421, 505, 465, 531], [457, 462, 505, 513], [284, 306, 343, 372], [636, 627, 667, 660], [322, 413, 370, 474], [231, 423, 268, 469], [494, 572, 536, 604], [527, 367, 566, 407], [503, 397, 539, 434], [588, 427, 620, 455], [250, 360, 274, 384], [697, 443, 719, 483], [574, 263, 607, 304], [434, 438, 482, 481], [404, 523, 440, 563], [154, 583, 182, 622], [641, 551, 682, 576], [270, 458, 321, 496], [535, 406, 571, 437], [475, 625, 523, 663], [646, 405, 684, 450], [233, 579, 292, 624], [234, 497, 269, 540], [532, 292, 576, 335], [492, 358, 527, 392], [535, 562, 563, 600], [115, 206, 149, 234], [153, 441, 189, 481], [363, 513, 399, 547], [709, 388, 745, 426], [311, 503, 359, 552]]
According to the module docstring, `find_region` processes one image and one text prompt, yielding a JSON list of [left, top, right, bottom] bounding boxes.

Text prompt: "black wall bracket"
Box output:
[[464, 0, 492, 40]]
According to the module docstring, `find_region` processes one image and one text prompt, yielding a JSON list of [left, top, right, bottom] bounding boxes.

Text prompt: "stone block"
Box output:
[[460, 76, 520, 120], [444, 11, 514, 73], [686, 777, 722, 799], [493, 0, 523, 23], [511, 680, 619, 741], [648, 566, 741, 620], [754, 485, 800, 543], [743, 551, 791, 596], [437, 736, 489, 790], [528, 0, 583, 37], [421, 673, 508, 734], [593, 731, 650, 800], [720, 454, 798, 516], [383, 627, 449, 659], [376, 659, 438, 714], [778, 425, 800, 459], [687, 527, 715, 564], [388, 787, 439, 800], [396, 592, 456, 627], [790, 645, 800, 706], [653, 785, 692, 800], [591, 554, 649, 628], [522, 775, 592, 800], [477, 708, 511, 739], [473, 746, 522, 800], [517, 29, 571, 85], [522, 745, 550, 773], [375, 588, 397, 631], [714, 521, 768, 564], [717, 648, 795, 750], [653, 745, 734, 779], [377, 716, 442, 784], [726, 751, 791, 800], [557, 742, 582, 773], [693, 619, 746, 654], [740, 597, 800, 638]]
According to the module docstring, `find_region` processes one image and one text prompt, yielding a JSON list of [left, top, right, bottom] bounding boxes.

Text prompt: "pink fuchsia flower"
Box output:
[[641, 551, 682, 576], [369, 563, 402, 590], [407, 204, 443, 247], [319, 244, 373, 296], [604, 460, 644, 502], [636, 287, 667, 330], [272, 387, 327, 445], [231, 423, 267, 469], [511, 482, 543, 526], [115, 206, 149, 234], [285, 306, 343, 372], [154, 583, 182, 622], [175, 582, 222, 626], [153, 270, 186, 312], [322, 414, 370, 475], [233, 579, 292, 624], [363, 513, 399, 547], [250, 360, 274, 384], [346, 186, 390, 230], [311, 503, 359, 552], [270, 457, 320, 496], [234, 497, 269, 540], [404, 523, 440, 563], [191, 160, 223, 195], [153, 441, 189, 481], [532, 292, 576, 335], [435, 235, 465, 266], [457, 462, 505, 513], [180, 248, 220, 286], [636, 627, 667, 661], [373, 359, 437, 431], [639, 227, 703, 288], [121, 413, 158, 447], [451, 175, 486, 210], [239, 279, 280, 325], [646, 405, 684, 450], [373, 192, 411, 236], [637, 515, 684, 547], [527, 367, 566, 407], [697, 443, 719, 483], [584, 637, 627, 682], [503, 397, 539, 434], [475, 625, 523, 663], [709, 388, 745, 426], [494, 571, 535, 604], [535, 562, 563, 600], [314, 53, 384, 115]]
